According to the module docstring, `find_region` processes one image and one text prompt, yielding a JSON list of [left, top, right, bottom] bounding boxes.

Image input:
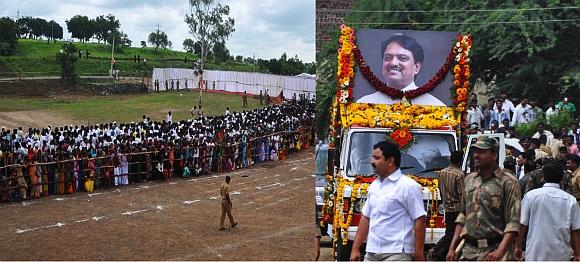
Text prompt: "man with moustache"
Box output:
[[357, 34, 445, 106], [350, 141, 426, 261], [446, 136, 521, 261]]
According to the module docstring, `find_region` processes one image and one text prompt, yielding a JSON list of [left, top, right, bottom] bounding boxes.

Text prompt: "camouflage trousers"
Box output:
[[460, 241, 514, 261]]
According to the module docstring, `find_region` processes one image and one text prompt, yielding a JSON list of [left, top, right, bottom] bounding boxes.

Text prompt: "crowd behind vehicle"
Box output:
[[0, 99, 316, 202]]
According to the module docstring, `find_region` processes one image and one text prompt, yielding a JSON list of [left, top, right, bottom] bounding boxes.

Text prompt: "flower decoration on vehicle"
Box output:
[[342, 103, 459, 130], [453, 34, 472, 114], [408, 175, 440, 239], [329, 175, 376, 246], [336, 24, 355, 105], [385, 129, 415, 151]]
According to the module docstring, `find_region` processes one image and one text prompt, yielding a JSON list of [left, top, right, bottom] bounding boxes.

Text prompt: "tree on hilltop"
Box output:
[[148, 30, 169, 51], [184, 0, 235, 70], [66, 15, 94, 42]]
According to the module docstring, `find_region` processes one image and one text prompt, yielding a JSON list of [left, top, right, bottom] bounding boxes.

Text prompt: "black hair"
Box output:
[[373, 140, 401, 167], [543, 160, 564, 184], [381, 34, 424, 65], [566, 154, 580, 166], [450, 150, 463, 167]]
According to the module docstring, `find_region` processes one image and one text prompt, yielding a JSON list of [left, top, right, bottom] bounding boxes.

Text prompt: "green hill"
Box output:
[[0, 39, 257, 77]]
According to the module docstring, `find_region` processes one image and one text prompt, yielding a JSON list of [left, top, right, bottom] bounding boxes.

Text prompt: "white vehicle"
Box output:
[[326, 127, 458, 260], [462, 133, 524, 173]]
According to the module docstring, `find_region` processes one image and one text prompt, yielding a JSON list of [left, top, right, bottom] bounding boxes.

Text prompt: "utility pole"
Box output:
[[109, 30, 115, 78]]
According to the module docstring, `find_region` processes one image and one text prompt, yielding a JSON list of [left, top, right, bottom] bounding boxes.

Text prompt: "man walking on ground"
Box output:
[[350, 141, 426, 261], [446, 136, 521, 261], [429, 151, 464, 260], [516, 160, 580, 261], [219, 175, 238, 231], [242, 91, 248, 108]]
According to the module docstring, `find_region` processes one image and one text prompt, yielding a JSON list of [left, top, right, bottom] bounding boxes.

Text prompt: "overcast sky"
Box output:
[[0, 0, 315, 62]]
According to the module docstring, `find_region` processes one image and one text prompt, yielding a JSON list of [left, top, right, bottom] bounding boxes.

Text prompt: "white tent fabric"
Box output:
[[151, 68, 315, 98]]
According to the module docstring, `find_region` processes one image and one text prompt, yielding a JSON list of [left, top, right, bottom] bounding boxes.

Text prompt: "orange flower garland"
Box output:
[[337, 24, 355, 104], [390, 129, 413, 148], [453, 34, 472, 113]]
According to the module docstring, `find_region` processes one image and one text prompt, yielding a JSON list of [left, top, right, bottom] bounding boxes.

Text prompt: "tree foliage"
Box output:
[[183, 38, 196, 53], [185, 0, 235, 70], [56, 42, 79, 87], [148, 30, 169, 51], [94, 14, 120, 43], [256, 53, 315, 76], [212, 41, 230, 63], [46, 20, 64, 42], [0, 17, 18, 55], [66, 15, 94, 42], [316, 0, 580, 138]]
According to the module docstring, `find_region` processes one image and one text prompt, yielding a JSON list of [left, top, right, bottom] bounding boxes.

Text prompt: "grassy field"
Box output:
[[0, 39, 258, 77], [0, 91, 263, 126]]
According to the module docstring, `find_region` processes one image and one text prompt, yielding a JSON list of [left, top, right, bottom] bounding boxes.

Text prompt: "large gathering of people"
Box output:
[[0, 99, 316, 202]]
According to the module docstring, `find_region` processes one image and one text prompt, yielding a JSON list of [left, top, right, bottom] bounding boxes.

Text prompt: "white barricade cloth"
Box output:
[[151, 68, 315, 98]]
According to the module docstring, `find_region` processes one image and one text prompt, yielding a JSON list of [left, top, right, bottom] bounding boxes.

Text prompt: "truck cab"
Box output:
[[327, 127, 458, 260]]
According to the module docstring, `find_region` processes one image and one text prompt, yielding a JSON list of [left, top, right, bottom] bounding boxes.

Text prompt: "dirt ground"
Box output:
[[0, 110, 85, 130], [0, 149, 318, 260]]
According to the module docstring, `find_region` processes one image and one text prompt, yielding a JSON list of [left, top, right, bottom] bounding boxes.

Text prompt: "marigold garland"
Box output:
[[342, 103, 459, 129], [336, 24, 355, 104], [453, 34, 473, 114]]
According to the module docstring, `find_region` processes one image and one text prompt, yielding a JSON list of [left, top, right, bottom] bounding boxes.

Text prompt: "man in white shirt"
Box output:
[[357, 34, 445, 106], [516, 160, 580, 261], [350, 141, 426, 261], [494, 91, 516, 121], [467, 99, 484, 128], [511, 98, 531, 126]]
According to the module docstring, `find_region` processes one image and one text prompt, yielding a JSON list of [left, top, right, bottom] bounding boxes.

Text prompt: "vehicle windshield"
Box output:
[[346, 131, 456, 178], [315, 144, 329, 175]]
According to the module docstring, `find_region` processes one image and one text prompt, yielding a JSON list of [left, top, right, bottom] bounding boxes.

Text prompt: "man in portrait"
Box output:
[[357, 34, 445, 106]]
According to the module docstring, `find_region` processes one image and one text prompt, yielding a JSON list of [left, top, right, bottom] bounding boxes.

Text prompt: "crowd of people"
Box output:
[[466, 91, 576, 134], [0, 99, 316, 202]]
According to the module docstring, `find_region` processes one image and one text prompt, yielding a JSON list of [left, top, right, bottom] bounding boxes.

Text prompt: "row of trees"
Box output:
[[16, 16, 64, 42], [66, 14, 131, 49], [316, 0, 580, 138], [182, 37, 314, 75]]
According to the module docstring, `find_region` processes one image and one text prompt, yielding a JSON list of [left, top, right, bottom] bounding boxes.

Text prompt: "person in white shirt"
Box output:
[[532, 122, 554, 148], [165, 111, 173, 124], [357, 34, 445, 106], [467, 99, 484, 128], [350, 141, 426, 261], [516, 161, 580, 261], [494, 91, 516, 121], [546, 100, 559, 124], [511, 98, 531, 126]]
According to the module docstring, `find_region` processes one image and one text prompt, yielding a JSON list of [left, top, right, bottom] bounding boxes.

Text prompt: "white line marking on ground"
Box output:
[[122, 209, 148, 216], [75, 218, 90, 223], [88, 193, 103, 197], [231, 191, 241, 195], [182, 200, 201, 205], [22, 201, 41, 207], [209, 196, 218, 200]]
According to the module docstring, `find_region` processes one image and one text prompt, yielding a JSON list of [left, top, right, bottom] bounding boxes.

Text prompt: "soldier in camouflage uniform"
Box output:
[[525, 156, 574, 196], [446, 136, 521, 261]]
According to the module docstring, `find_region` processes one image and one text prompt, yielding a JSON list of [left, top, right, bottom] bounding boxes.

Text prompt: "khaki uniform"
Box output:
[[456, 168, 521, 260], [572, 168, 580, 204], [220, 182, 236, 228], [525, 168, 574, 196]]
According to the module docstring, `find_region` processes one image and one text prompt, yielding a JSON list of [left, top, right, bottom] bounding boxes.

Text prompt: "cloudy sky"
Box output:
[[0, 0, 315, 62]]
